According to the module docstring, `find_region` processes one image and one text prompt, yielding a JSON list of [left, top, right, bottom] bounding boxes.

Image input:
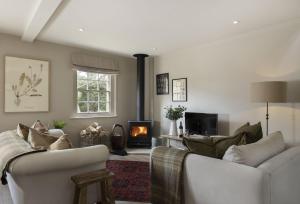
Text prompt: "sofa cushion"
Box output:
[[47, 129, 65, 138], [233, 122, 250, 135], [223, 131, 286, 167], [27, 128, 58, 150], [48, 135, 73, 150], [183, 136, 215, 157], [16, 123, 30, 140], [183, 133, 246, 158], [31, 120, 48, 133], [234, 122, 263, 144], [214, 134, 246, 158]]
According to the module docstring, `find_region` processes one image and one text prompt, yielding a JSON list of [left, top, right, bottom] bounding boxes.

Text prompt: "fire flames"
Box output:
[[131, 126, 148, 137]]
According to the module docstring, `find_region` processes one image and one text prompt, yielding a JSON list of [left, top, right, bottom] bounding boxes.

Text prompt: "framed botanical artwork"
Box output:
[[156, 73, 169, 95], [5, 56, 50, 112], [172, 78, 187, 102]]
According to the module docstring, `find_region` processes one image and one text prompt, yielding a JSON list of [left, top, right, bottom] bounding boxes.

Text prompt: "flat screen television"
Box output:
[[185, 112, 218, 136]]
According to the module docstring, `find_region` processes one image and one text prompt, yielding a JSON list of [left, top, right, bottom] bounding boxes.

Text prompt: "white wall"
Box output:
[[0, 33, 137, 146], [154, 20, 300, 145]]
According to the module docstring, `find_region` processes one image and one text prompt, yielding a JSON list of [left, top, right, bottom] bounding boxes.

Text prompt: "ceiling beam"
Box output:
[[22, 0, 63, 42]]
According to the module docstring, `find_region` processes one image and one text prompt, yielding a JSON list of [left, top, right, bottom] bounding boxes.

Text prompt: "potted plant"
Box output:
[[164, 105, 187, 136], [53, 120, 66, 129]]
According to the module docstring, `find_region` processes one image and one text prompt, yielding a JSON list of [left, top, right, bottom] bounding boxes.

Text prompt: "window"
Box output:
[[76, 70, 116, 116]]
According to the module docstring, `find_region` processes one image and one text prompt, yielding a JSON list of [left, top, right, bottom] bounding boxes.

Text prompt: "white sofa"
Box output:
[[183, 145, 300, 204], [5, 145, 109, 204]]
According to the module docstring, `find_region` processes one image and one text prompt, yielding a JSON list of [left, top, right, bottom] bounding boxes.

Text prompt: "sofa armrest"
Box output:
[[257, 146, 300, 204], [184, 154, 270, 204], [9, 145, 109, 175]]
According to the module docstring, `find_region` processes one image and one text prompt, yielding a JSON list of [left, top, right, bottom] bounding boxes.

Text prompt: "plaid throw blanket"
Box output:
[[151, 146, 189, 204], [0, 130, 36, 185]]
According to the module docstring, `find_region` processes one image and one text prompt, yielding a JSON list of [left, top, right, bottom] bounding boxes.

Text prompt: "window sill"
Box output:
[[70, 113, 118, 119]]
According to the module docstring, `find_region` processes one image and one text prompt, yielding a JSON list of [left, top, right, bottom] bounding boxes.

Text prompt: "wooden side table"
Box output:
[[159, 135, 186, 150], [71, 169, 115, 204]]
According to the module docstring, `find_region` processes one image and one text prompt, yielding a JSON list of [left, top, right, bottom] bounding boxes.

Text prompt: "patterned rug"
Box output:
[[106, 160, 150, 202]]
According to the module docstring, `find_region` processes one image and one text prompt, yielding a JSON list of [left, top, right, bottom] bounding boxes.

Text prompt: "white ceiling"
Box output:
[[0, 0, 300, 56]]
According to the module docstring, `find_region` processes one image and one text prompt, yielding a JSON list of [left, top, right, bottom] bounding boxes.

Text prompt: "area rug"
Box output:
[[106, 160, 150, 202]]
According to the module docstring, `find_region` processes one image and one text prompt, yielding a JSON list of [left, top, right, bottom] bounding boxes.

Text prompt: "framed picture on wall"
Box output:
[[156, 73, 169, 95], [4, 56, 50, 112], [172, 78, 187, 102]]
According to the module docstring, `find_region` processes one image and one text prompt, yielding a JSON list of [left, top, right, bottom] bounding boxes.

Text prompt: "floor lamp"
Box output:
[[251, 81, 287, 136]]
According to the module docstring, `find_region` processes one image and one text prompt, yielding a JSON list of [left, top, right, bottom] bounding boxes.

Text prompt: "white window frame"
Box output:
[[72, 70, 117, 118]]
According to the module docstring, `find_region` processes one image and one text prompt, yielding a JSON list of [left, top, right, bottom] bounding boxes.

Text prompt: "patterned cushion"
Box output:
[[16, 123, 30, 140], [27, 128, 57, 150], [48, 135, 73, 150], [31, 120, 48, 133]]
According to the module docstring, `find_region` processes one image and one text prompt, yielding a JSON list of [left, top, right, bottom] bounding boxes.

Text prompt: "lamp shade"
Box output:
[[251, 81, 287, 103]]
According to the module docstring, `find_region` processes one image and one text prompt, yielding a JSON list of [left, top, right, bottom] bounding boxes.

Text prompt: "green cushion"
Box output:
[[234, 122, 250, 135], [213, 134, 246, 158], [182, 136, 215, 158], [234, 122, 263, 144], [182, 133, 246, 159]]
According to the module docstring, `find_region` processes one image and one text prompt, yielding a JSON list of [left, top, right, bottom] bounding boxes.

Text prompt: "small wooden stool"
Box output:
[[71, 169, 115, 204]]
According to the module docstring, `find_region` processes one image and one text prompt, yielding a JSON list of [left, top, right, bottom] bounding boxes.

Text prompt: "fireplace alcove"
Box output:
[[127, 54, 153, 148]]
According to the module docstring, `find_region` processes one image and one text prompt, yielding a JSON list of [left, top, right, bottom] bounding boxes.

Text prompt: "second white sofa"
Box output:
[[183, 144, 300, 204]]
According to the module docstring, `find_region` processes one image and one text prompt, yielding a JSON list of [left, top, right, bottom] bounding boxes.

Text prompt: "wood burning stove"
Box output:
[[127, 121, 152, 148], [127, 54, 152, 148]]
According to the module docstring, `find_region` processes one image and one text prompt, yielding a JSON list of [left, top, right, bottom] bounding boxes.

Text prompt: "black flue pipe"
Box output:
[[133, 54, 149, 121]]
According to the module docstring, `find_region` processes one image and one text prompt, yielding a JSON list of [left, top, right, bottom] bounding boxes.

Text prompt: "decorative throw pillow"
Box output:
[[223, 131, 286, 167], [183, 133, 246, 158], [31, 120, 48, 133], [27, 128, 58, 150], [47, 129, 65, 138], [213, 133, 246, 159], [16, 123, 30, 140], [233, 122, 250, 135], [234, 122, 263, 144], [182, 136, 215, 158], [48, 135, 73, 150]]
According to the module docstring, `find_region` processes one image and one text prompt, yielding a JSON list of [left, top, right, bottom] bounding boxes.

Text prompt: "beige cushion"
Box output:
[[31, 120, 48, 133], [27, 128, 58, 150], [48, 135, 73, 150], [223, 131, 286, 167], [16, 123, 30, 140]]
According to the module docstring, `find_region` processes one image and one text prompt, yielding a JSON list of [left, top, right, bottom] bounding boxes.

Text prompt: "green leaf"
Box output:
[[25, 76, 32, 85], [34, 78, 42, 87], [19, 73, 25, 86]]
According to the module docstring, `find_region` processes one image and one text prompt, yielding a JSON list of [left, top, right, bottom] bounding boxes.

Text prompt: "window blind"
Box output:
[[72, 53, 120, 74]]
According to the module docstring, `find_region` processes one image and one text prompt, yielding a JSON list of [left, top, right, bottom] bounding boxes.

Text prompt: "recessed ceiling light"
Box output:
[[233, 20, 240, 24], [78, 28, 84, 32]]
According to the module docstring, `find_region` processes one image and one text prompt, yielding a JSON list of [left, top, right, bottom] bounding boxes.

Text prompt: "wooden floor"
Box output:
[[109, 152, 149, 162]]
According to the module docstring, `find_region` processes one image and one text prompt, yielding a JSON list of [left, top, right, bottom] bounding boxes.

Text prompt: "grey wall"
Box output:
[[154, 20, 300, 145], [0, 33, 137, 146]]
